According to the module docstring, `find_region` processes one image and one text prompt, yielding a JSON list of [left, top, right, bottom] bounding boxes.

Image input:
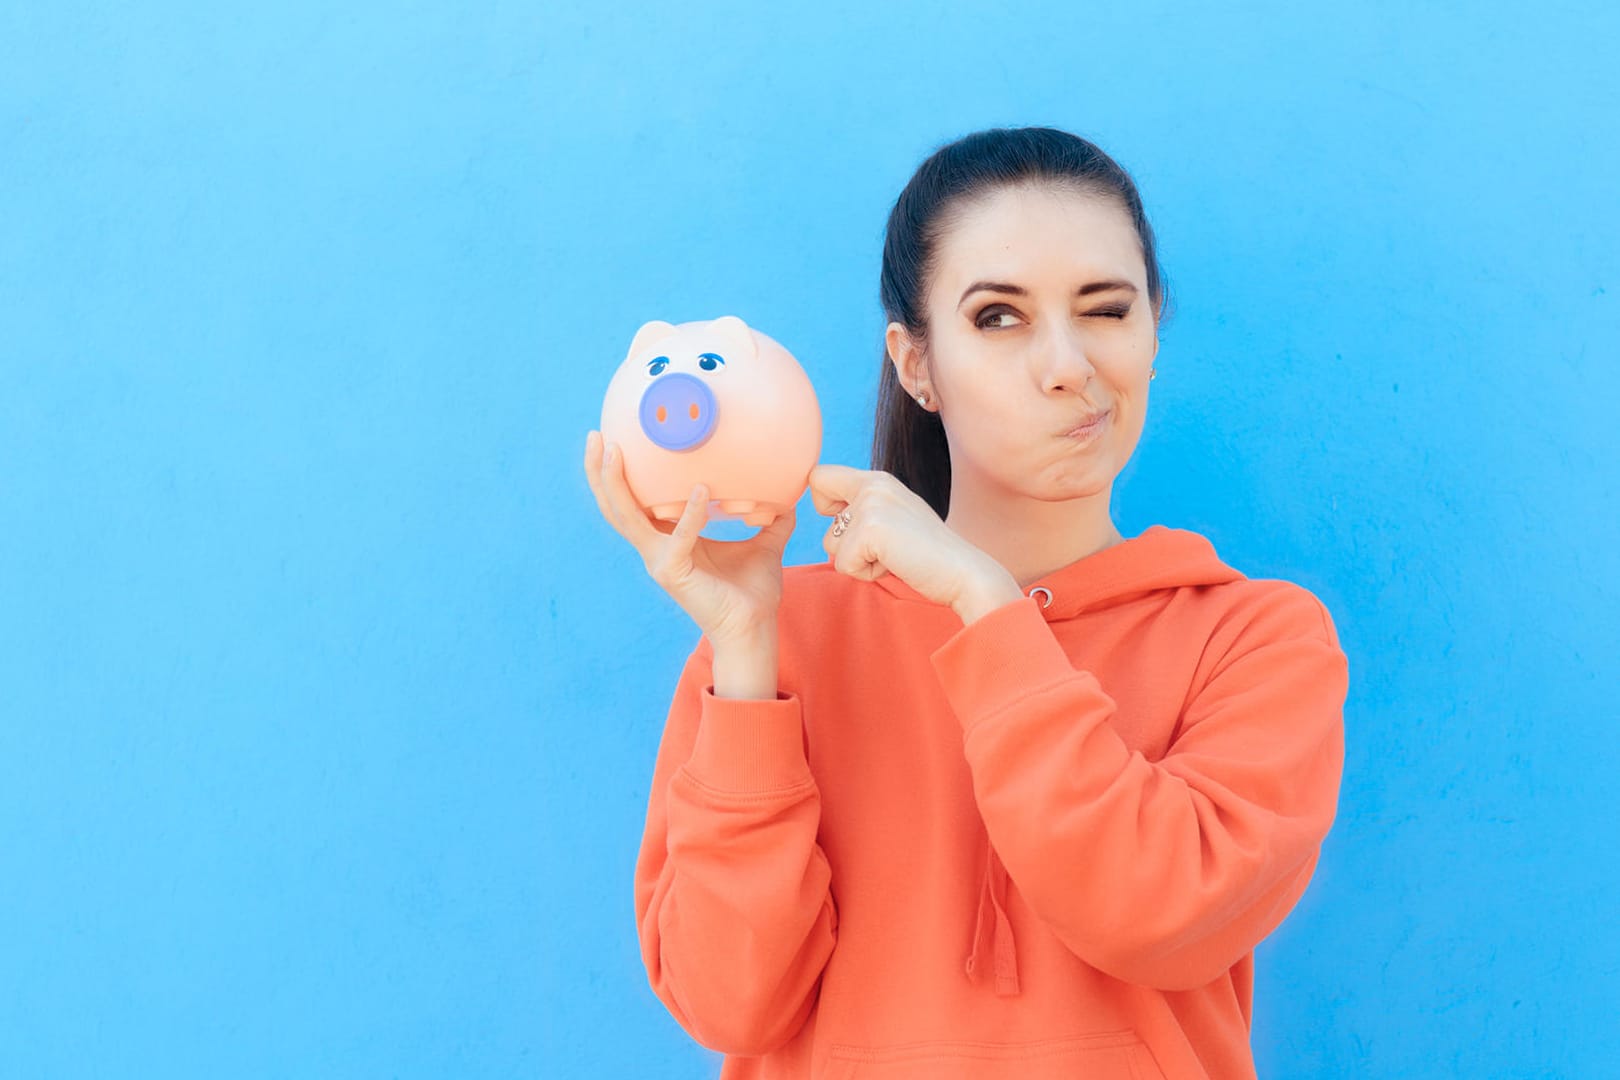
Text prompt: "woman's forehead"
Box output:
[[930, 187, 1144, 297], [946, 184, 1134, 248]]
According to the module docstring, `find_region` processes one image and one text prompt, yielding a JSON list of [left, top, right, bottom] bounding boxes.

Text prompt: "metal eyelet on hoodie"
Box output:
[[1027, 586, 1053, 609]]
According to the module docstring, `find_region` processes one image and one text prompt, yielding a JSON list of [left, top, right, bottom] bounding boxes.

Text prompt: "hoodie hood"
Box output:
[[872, 524, 1248, 995], [874, 524, 1245, 620]]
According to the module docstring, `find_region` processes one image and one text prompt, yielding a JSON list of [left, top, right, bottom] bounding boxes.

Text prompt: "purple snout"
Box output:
[[639, 372, 718, 452]]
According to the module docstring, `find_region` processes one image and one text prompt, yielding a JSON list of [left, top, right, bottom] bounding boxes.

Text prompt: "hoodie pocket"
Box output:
[[823, 1030, 1167, 1080]]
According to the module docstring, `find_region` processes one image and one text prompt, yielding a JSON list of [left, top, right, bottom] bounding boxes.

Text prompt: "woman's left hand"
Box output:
[[807, 464, 1020, 619]]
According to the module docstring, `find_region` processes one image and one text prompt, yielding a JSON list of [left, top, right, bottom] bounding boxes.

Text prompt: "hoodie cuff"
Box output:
[[682, 686, 813, 794], [930, 597, 1089, 735]]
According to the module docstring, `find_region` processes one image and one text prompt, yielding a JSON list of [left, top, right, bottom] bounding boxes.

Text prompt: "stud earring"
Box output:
[[1149, 368, 1157, 381]]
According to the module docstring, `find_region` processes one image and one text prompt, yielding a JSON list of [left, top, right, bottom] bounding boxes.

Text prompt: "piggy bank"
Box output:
[[599, 315, 821, 527]]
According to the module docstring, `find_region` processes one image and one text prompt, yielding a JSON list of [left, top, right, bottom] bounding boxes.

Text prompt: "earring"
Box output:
[[1149, 368, 1157, 381], [916, 391, 929, 408]]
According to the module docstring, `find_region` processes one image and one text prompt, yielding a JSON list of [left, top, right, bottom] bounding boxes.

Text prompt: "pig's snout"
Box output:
[[638, 372, 718, 452]]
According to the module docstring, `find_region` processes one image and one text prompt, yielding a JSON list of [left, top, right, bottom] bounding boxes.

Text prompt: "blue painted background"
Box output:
[[3, 2, 1615, 1076]]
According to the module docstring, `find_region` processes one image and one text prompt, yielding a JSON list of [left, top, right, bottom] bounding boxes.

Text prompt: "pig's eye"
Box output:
[[697, 352, 725, 371], [647, 356, 670, 376]]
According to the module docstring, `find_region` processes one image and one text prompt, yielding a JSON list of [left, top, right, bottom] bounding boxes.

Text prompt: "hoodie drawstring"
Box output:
[[964, 841, 1020, 996]]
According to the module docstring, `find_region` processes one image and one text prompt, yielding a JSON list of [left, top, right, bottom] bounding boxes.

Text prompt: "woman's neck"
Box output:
[[945, 483, 1123, 589]]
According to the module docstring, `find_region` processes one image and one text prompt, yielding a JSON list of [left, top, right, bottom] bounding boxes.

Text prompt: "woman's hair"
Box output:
[[872, 125, 1172, 519]]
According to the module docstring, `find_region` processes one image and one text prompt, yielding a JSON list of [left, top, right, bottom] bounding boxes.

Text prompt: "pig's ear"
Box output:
[[626, 320, 677, 361], [708, 315, 760, 360]]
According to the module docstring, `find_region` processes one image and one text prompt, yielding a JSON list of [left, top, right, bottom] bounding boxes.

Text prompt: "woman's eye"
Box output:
[[976, 308, 1018, 329], [977, 305, 1129, 328]]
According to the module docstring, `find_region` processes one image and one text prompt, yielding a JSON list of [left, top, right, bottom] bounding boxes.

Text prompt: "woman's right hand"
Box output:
[[583, 430, 795, 646]]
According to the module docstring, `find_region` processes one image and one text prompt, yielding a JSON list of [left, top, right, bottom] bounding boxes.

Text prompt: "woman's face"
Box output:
[[890, 182, 1159, 510]]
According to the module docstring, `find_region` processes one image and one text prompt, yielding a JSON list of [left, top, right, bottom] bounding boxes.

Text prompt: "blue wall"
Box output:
[[3, 2, 1615, 1075]]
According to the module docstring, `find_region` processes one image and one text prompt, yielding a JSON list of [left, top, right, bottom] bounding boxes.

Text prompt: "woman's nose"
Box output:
[[1040, 324, 1097, 392]]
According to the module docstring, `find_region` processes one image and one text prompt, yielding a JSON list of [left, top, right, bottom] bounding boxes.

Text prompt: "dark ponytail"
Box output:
[[871, 126, 1172, 519]]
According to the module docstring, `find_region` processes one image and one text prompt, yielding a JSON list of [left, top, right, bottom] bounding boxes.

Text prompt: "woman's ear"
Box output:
[[886, 321, 927, 398]]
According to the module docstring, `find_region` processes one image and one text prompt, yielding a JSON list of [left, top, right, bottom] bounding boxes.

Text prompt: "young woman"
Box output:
[[583, 126, 1349, 1080]]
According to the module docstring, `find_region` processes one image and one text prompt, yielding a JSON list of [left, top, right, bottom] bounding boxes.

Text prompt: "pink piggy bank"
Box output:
[[599, 315, 822, 527]]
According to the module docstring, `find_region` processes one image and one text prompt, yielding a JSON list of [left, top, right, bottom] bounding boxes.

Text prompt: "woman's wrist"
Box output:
[[952, 567, 1024, 625], [711, 629, 780, 700]]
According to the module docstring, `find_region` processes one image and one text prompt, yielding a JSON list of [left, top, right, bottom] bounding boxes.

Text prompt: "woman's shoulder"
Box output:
[[778, 559, 939, 637], [686, 563, 900, 665], [1202, 573, 1343, 653], [782, 559, 847, 592], [769, 561, 944, 694], [780, 559, 928, 610], [780, 559, 870, 620]]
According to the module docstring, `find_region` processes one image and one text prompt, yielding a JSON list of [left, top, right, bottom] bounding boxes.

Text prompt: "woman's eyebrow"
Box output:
[[957, 278, 1139, 306]]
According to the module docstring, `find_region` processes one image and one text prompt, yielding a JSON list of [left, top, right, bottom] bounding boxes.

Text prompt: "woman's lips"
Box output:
[[1063, 410, 1110, 441]]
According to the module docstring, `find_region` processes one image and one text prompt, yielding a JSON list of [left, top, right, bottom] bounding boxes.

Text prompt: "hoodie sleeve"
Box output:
[[632, 634, 838, 1055], [929, 586, 1348, 992]]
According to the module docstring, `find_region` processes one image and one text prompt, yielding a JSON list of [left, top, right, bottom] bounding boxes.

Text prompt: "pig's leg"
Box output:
[[720, 501, 783, 527]]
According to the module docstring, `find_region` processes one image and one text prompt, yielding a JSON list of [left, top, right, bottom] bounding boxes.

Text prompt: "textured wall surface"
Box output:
[[3, 1, 1615, 1076]]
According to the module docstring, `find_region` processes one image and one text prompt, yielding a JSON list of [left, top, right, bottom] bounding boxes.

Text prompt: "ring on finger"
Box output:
[[831, 508, 852, 538]]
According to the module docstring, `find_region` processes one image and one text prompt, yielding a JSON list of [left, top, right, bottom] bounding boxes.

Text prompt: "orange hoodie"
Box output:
[[633, 525, 1349, 1079]]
